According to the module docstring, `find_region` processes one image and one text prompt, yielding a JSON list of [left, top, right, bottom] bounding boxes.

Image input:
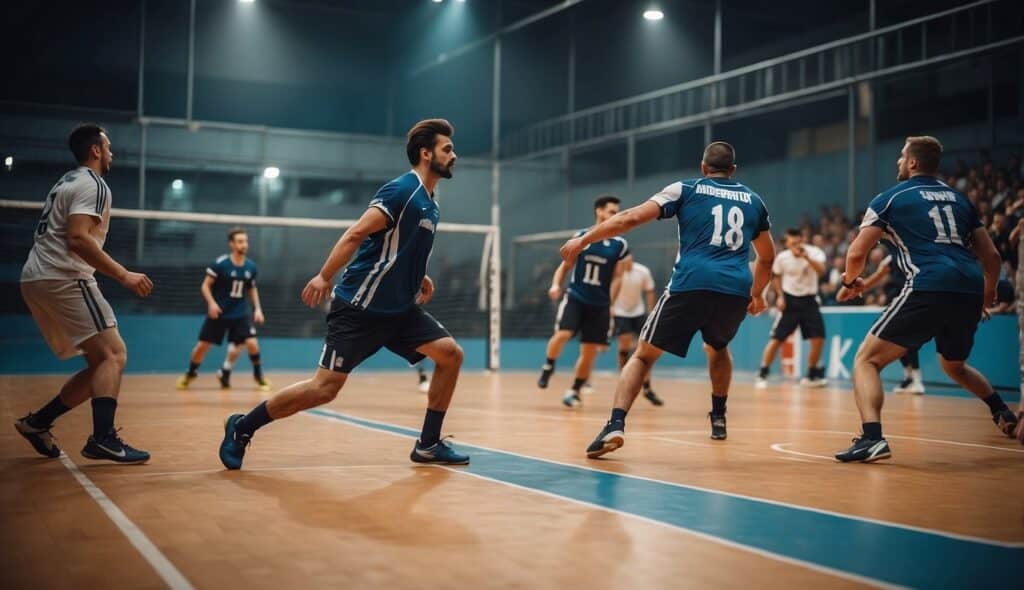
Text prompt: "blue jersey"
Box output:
[[566, 230, 629, 306], [650, 177, 771, 298], [862, 176, 983, 295], [335, 171, 439, 315], [206, 255, 258, 320]]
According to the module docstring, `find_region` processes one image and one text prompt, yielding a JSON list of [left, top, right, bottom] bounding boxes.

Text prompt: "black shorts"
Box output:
[[770, 294, 825, 340], [640, 290, 749, 358], [556, 295, 612, 345], [614, 315, 647, 336], [319, 298, 451, 373], [199, 317, 256, 345], [871, 290, 981, 361]]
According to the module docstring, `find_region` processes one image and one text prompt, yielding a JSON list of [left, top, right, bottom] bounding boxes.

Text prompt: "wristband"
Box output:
[[841, 277, 858, 289]]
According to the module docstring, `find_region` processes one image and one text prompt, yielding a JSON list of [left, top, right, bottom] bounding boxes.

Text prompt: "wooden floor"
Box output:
[[1, 370, 1021, 590]]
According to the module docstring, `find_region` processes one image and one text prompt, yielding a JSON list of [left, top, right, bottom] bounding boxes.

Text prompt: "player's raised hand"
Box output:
[[120, 271, 153, 298], [547, 285, 562, 302], [748, 294, 767, 315], [302, 274, 332, 308], [559, 237, 585, 264], [416, 276, 435, 305], [207, 302, 222, 319], [253, 309, 265, 325]]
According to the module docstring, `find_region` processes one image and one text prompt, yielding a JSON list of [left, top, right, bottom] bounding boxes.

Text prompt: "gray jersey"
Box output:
[[21, 166, 111, 282]]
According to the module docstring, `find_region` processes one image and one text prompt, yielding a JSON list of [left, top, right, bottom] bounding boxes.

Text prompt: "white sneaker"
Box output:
[[800, 377, 828, 388], [418, 379, 431, 394], [581, 382, 595, 396], [754, 377, 768, 389], [562, 390, 582, 408], [905, 379, 925, 395]]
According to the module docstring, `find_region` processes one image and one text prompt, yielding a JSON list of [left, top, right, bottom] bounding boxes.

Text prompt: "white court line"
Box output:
[[636, 428, 1024, 454], [770, 443, 835, 462], [301, 411, 894, 589], [307, 408, 1024, 550], [59, 454, 194, 590]]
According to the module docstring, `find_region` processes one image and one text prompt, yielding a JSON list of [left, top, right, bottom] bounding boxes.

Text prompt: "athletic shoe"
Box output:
[[993, 409, 1019, 438], [255, 376, 272, 392], [835, 436, 891, 463], [709, 413, 727, 440], [217, 369, 231, 389], [585, 421, 625, 458], [14, 414, 61, 458], [562, 390, 582, 408], [892, 376, 914, 393], [905, 378, 925, 395], [643, 388, 665, 406], [81, 429, 150, 464], [219, 414, 251, 470], [800, 367, 828, 388], [176, 372, 197, 390], [581, 382, 595, 396], [754, 377, 768, 389], [410, 437, 469, 465], [537, 364, 554, 389], [417, 377, 431, 394]]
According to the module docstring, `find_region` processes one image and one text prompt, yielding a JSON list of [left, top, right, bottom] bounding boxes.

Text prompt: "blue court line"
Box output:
[[307, 408, 1024, 589]]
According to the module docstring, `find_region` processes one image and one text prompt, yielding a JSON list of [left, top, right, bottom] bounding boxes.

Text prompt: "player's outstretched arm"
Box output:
[[837, 226, 883, 302], [559, 201, 660, 264], [66, 214, 152, 297], [860, 259, 891, 292], [301, 207, 389, 308], [610, 258, 627, 304], [970, 226, 1002, 308], [748, 230, 776, 315]]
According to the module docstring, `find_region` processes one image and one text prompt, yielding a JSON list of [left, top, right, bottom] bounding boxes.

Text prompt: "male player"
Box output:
[[538, 196, 630, 409], [567, 142, 775, 458], [15, 123, 152, 463], [836, 136, 1017, 462], [612, 255, 663, 405], [755, 228, 827, 388], [176, 227, 270, 391], [219, 119, 468, 469], [859, 250, 925, 394]]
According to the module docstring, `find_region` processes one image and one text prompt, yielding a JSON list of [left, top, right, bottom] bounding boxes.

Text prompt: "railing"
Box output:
[[501, 0, 1024, 160]]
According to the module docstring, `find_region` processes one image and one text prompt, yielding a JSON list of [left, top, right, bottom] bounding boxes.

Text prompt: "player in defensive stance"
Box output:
[[612, 255, 663, 405], [567, 142, 775, 457], [538, 196, 630, 408], [835, 136, 1017, 462], [15, 123, 153, 463], [219, 119, 469, 469], [177, 227, 271, 391]]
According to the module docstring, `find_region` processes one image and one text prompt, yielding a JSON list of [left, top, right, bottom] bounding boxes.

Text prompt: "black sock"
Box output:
[[610, 407, 627, 425], [981, 393, 1007, 415], [862, 422, 883, 440], [30, 395, 71, 427], [544, 357, 555, 369], [250, 354, 263, 379], [236, 401, 273, 437], [571, 378, 586, 391], [711, 394, 727, 416], [758, 366, 769, 378], [91, 397, 117, 439], [188, 362, 199, 376], [420, 408, 446, 447], [643, 379, 651, 391]]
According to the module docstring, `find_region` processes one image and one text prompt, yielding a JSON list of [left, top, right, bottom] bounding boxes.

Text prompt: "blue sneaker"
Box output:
[[586, 421, 625, 458], [410, 437, 469, 465], [219, 414, 251, 470], [15, 414, 61, 458], [81, 429, 150, 464], [835, 436, 891, 463]]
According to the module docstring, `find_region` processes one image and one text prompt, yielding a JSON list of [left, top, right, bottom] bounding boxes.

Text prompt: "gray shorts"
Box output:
[[21, 279, 117, 359]]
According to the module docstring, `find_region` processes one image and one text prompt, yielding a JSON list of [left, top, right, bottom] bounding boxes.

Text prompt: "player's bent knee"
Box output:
[[435, 341, 464, 367]]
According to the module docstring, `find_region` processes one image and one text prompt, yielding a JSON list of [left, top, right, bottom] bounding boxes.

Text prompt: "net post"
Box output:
[[487, 223, 501, 371]]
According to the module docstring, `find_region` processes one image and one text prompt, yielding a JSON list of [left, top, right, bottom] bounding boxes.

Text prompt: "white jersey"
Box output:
[[772, 244, 826, 297], [21, 166, 112, 282], [612, 262, 655, 318]]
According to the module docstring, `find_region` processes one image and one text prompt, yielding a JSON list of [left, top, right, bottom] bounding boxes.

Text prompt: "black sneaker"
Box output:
[[643, 388, 665, 406], [586, 421, 625, 458], [537, 363, 554, 389], [219, 414, 251, 470], [81, 429, 150, 464], [709, 413, 727, 440], [14, 414, 61, 458], [217, 369, 231, 389], [993, 409, 1019, 438], [835, 436, 891, 463]]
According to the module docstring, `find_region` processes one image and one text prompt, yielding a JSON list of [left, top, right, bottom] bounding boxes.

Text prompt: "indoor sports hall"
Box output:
[[2, 1, 1022, 589]]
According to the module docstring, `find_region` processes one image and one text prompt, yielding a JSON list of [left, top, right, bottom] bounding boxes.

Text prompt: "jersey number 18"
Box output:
[[710, 204, 745, 251]]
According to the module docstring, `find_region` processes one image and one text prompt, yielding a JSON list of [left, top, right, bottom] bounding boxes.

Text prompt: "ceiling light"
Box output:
[[171, 179, 184, 190], [263, 166, 280, 179], [643, 9, 664, 21]]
